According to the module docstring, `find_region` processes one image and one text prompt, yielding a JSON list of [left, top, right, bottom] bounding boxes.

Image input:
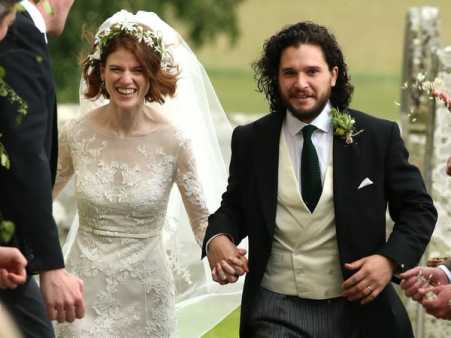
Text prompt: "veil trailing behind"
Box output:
[[60, 10, 245, 337]]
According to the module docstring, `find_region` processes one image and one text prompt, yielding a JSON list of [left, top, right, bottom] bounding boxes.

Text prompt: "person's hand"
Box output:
[[39, 269, 85, 323], [420, 284, 451, 319], [447, 156, 451, 176], [207, 235, 248, 285], [342, 255, 395, 304], [0, 247, 27, 289], [400, 266, 449, 301], [432, 90, 451, 111]]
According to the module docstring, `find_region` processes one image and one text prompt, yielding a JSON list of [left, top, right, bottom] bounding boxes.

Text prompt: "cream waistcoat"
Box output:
[[261, 132, 343, 299]]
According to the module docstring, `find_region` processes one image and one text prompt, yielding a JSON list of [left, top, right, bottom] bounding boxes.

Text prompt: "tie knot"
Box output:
[[302, 125, 316, 139]]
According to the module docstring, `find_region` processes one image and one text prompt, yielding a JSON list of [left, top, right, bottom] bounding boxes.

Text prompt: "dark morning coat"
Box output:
[[0, 11, 63, 338], [203, 109, 437, 338]]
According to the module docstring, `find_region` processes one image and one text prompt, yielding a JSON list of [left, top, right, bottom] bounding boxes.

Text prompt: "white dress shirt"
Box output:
[[283, 102, 333, 185], [438, 265, 451, 283], [207, 103, 334, 251], [20, 0, 47, 43]]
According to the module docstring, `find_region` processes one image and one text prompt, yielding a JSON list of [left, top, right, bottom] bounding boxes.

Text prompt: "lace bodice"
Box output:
[[55, 114, 207, 244], [54, 113, 209, 337]]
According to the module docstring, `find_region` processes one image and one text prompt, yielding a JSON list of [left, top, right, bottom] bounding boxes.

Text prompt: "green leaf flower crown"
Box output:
[[87, 22, 172, 73]]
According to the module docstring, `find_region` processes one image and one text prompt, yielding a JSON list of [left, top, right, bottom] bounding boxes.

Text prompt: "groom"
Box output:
[[203, 21, 437, 337], [0, 1, 84, 337]]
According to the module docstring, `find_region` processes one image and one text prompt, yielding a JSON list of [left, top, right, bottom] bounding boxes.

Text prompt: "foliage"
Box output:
[[50, 0, 244, 102], [331, 107, 364, 144], [87, 19, 170, 70], [0, 66, 29, 171], [0, 217, 14, 244]]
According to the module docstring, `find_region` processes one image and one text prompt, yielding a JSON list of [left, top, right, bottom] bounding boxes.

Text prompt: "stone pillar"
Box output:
[[400, 6, 439, 179], [400, 7, 438, 338], [424, 46, 451, 338], [401, 7, 451, 338]]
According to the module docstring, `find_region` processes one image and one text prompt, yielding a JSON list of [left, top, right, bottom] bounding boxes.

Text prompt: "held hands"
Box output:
[[399, 266, 449, 301], [207, 235, 248, 285], [0, 247, 27, 289], [342, 254, 395, 304], [39, 269, 85, 323]]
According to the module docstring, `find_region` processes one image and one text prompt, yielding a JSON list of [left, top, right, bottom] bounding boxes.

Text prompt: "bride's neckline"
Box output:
[[83, 109, 170, 139]]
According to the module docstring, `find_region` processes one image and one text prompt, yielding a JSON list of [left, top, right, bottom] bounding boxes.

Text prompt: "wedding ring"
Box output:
[[367, 286, 372, 293]]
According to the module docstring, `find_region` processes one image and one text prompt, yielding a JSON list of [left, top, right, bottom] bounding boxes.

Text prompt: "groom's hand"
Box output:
[[342, 254, 395, 304], [207, 235, 248, 285], [40, 268, 85, 323]]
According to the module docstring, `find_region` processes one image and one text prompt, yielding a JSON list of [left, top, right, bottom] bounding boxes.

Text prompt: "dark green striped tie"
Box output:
[[301, 125, 322, 212]]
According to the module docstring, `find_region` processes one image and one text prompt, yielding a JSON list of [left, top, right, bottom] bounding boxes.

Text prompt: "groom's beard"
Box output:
[[284, 93, 330, 123]]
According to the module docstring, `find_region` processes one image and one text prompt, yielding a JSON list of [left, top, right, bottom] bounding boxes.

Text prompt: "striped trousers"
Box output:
[[248, 287, 360, 338]]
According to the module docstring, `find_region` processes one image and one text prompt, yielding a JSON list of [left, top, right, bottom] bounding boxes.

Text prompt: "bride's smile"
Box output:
[[101, 47, 150, 112]]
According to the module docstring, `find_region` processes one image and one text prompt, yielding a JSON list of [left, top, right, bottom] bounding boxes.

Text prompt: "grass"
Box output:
[[202, 308, 241, 338]]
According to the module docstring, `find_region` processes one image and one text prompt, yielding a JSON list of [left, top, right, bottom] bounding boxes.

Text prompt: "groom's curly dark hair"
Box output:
[[252, 21, 354, 113]]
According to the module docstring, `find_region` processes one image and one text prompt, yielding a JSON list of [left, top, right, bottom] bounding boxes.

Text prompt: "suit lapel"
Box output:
[[254, 112, 284, 237], [332, 112, 362, 263]]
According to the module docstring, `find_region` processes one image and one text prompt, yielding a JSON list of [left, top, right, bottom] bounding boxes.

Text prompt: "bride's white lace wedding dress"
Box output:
[[54, 111, 208, 338]]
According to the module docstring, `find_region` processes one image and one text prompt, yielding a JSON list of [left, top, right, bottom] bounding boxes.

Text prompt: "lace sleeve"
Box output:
[[175, 136, 209, 247], [53, 121, 74, 197]]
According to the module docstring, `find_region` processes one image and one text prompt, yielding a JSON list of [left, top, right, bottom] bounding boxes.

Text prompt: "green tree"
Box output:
[[50, 0, 244, 102]]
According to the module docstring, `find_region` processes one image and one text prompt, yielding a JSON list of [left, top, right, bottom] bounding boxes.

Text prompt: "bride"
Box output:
[[54, 10, 234, 337]]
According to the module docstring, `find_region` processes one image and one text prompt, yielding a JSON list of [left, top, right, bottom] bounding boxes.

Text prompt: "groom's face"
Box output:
[[278, 43, 338, 123]]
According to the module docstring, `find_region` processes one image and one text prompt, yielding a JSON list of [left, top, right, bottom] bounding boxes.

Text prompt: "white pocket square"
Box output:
[[358, 177, 374, 190]]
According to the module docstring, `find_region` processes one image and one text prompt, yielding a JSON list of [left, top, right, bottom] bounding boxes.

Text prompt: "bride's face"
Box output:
[[101, 47, 150, 112]]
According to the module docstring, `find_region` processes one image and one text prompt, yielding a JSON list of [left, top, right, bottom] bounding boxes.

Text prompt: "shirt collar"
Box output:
[[20, 0, 47, 43], [286, 101, 332, 136]]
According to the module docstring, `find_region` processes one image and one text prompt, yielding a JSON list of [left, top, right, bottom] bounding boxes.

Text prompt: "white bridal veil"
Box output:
[[61, 10, 244, 337]]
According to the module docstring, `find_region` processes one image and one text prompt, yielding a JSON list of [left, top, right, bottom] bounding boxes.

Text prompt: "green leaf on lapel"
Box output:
[[0, 220, 15, 243]]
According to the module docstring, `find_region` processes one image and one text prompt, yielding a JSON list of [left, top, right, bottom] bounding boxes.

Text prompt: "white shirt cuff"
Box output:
[[438, 265, 451, 283]]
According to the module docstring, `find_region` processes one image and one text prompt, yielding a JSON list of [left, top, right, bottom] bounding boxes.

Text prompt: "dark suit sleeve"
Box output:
[[0, 45, 64, 272], [377, 123, 437, 271], [202, 126, 249, 256]]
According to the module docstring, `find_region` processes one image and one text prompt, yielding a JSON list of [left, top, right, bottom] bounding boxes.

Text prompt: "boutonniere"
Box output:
[[331, 108, 364, 144], [0, 218, 15, 244]]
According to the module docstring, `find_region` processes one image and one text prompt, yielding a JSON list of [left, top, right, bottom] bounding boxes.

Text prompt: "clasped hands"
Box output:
[[207, 235, 248, 284], [400, 266, 451, 320], [207, 237, 394, 305]]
